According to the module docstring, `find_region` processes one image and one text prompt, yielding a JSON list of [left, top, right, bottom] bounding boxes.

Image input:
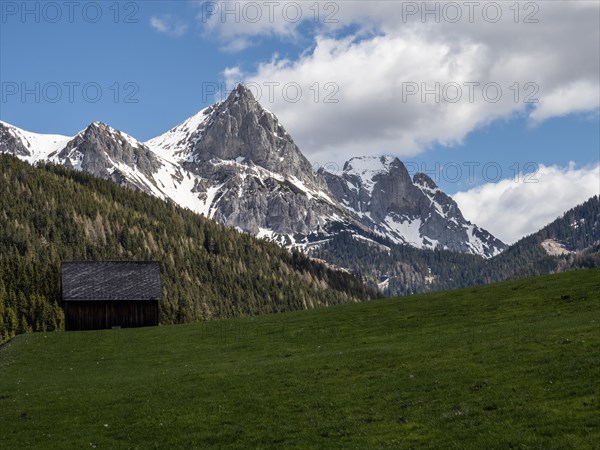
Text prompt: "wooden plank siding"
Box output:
[[61, 261, 163, 331], [64, 300, 159, 331]]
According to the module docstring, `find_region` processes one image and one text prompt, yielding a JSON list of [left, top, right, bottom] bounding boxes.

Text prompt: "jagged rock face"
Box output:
[[412, 172, 477, 252], [187, 85, 323, 188], [0, 123, 30, 157], [211, 174, 320, 236], [0, 85, 506, 258], [150, 84, 345, 238], [320, 156, 421, 220], [367, 159, 423, 222], [182, 155, 346, 237], [321, 156, 506, 256], [55, 122, 162, 193]]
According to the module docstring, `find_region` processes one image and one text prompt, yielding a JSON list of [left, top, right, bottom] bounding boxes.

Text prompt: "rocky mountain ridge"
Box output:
[[0, 84, 506, 257]]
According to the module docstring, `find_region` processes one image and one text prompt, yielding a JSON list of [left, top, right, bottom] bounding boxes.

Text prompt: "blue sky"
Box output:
[[1, 1, 599, 242]]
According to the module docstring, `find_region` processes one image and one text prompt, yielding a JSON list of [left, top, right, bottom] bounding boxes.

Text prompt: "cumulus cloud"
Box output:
[[150, 15, 188, 37], [223, 66, 245, 86], [529, 80, 600, 124], [195, 0, 307, 44], [453, 163, 600, 244], [234, 33, 525, 164], [208, 1, 599, 165]]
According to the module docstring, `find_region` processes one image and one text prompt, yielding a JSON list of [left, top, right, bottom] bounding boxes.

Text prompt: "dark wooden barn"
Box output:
[[62, 261, 162, 331]]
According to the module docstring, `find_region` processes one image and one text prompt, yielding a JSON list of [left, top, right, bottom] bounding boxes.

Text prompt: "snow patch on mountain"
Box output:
[[145, 106, 215, 161], [0, 85, 506, 259], [0, 121, 71, 162], [343, 155, 397, 195]]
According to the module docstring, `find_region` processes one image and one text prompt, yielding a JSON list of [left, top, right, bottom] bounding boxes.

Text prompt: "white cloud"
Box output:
[[529, 80, 600, 124], [220, 37, 252, 53], [453, 163, 600, 244], [150, 15, 188, 37], [208, 1, 599, 166], [222, 66, 245, 86], [196, 0, 305, 46], [237, 33, 524, 164]]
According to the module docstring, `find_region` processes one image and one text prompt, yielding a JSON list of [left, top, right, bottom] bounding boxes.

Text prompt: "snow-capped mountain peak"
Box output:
[[344, 155, 398, 176], [321, 155, 506, 257], [0, 121, 72, 163], [341, 155, 402, 196], [413, 172, 439, 192], [0, 86, 506, 258], [145, 105, 216, 162]]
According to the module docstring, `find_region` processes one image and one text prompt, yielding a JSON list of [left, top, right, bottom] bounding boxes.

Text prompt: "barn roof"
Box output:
[[62, 261, 162, 301]]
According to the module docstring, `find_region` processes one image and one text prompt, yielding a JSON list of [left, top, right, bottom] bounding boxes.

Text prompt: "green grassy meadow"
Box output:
[[1, 269, 599, 449]]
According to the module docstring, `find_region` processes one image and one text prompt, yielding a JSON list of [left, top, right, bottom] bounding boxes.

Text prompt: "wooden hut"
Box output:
[[62, 261, 162, 331]]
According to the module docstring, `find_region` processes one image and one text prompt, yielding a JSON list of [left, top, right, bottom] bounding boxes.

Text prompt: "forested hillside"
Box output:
[[312, 232, 484, 295], [0, 155, 376, 342], [537, 195, 600, 250], [478, 195, 600, 283], [1, 153, 597, 342], [313, 196, 600, 295]]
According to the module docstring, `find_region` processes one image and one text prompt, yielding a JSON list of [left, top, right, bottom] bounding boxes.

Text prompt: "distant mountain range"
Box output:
[[313, 195, 599, 295], [2, 84, 597, 297], [0, 84, 505, 259]]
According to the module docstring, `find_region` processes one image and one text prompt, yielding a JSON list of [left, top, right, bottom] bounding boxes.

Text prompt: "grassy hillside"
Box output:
[[1, 269, 598, 449]]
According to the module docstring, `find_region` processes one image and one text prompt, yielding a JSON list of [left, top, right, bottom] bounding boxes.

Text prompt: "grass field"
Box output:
[[1, 269, 599, 449]]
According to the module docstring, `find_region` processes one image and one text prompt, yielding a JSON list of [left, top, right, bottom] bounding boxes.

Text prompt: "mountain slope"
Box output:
[[314, 195, 600, 295], [0, 85, 504, 258], [53, 121, 166, 192], [147, 84, 362, 243], [320, 156, 505, 257], [537, 194, 600, 251], [478, 195, 600, 283], [0, 121, 70, 162], [0, 155, 376, 342]]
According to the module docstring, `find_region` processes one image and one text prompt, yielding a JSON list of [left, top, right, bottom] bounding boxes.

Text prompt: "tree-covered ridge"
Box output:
[[537, 195, 600, 250], [313, 196, 600, 295], [0, 155, 376, 342], [312, 232, 484, 296]]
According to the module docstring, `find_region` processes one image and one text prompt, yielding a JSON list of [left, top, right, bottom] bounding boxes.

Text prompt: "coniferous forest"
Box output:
[[313, 197, 600, 295], [1, 154, 598, 343], [0, 155, 376, 342]]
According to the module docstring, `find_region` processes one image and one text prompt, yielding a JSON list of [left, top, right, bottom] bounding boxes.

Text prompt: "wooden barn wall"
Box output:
[[64, 301, 159, 331]]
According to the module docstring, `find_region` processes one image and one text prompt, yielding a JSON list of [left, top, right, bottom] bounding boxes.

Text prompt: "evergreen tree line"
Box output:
[[313, 196, 600, 296], [537, 195, 600, 250], [0, 155, 376, 342]]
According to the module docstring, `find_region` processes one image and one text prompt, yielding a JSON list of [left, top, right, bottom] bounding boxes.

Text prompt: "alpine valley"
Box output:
[[1, 85, 598, 296]]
